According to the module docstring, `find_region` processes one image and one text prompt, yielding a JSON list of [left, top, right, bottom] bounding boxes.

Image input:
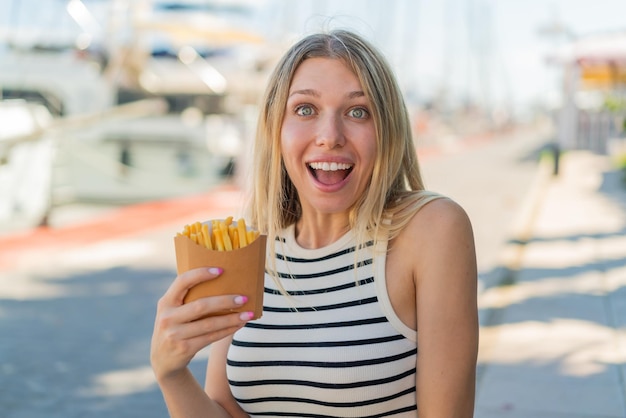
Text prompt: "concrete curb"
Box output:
[[478, 153, 554, 326], [475, 153, 554, 389]]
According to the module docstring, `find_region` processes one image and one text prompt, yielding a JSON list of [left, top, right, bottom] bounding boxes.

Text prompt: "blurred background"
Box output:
[[1, 1, 625, 417], [0, 0, 625, 231], [1, 0, 625, 228]]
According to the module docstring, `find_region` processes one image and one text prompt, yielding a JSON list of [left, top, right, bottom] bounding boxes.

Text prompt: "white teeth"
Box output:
[[309, 162, 352, 171]]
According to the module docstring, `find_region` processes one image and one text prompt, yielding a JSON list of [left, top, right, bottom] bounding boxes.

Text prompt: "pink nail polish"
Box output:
[[234, 295, 248, 305], [239, 311, 254, 321], [208, 267, 223, 275]]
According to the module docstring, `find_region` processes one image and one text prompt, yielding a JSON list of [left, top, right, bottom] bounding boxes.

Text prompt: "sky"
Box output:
[[262, 0, 626, 116], [1, 0, 626, 117]]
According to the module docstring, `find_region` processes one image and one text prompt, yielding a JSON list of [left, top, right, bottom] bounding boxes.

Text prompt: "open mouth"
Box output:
[[307, 162, 353, 186]]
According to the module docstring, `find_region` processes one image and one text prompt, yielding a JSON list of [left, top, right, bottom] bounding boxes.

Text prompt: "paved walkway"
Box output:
[[0, 185, 245, 418], [476, 151, 626, 417]]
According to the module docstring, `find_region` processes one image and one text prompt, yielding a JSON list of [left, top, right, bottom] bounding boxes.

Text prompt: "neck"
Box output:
[[295, 215, 350, 249]]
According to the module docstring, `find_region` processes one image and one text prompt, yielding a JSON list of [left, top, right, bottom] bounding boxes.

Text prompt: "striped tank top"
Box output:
[[227, 224, 418, 417]]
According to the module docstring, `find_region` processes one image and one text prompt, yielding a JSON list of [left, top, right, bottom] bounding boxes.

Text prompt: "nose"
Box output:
[[315, 113, 345, 149]]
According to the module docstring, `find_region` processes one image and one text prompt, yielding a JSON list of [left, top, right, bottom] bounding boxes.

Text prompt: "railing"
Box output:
[[552, 107, 626, 176], [576, 109, 626, 154]]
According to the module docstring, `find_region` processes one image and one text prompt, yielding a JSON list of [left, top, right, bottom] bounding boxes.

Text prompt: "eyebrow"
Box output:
[[288, 89, 365, 99], [289, 89, 319, 98]]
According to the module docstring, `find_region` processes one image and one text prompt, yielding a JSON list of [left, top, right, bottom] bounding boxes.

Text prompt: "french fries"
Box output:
[[177, 217, 260, 251]]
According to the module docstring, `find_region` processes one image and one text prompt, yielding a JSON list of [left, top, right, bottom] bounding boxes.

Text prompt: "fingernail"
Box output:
[[234, 295, 248, 305], [208, 267, 223, 275], [239, 311, 254, 321]]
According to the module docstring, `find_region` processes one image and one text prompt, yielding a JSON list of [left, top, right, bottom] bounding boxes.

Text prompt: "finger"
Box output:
[[150, 319, 243, 377], [162, 267, 223, 306], [174, 311, 253, 341], [178, 322, 247, 357], [176, 294, 250, 323]]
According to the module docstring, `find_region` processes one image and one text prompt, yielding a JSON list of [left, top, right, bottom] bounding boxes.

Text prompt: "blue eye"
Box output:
[[296, 105, 314, 116], [349, 107, 369, 119]]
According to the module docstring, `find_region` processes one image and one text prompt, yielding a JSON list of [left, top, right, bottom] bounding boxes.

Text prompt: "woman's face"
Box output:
[[280, 58, 377, 217]]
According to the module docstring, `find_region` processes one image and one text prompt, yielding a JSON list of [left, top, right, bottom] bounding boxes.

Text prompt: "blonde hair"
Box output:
[[247, 29, 440, 276]]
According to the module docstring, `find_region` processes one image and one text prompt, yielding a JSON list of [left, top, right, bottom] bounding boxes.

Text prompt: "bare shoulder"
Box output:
[[394, 196, 476, 283], [402, 196, 474, 245]]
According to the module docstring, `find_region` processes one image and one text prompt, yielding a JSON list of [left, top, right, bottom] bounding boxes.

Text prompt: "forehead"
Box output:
[[289, 58, 362, 91]]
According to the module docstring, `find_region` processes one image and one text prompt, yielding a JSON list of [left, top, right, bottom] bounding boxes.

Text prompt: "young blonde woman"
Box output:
[[151, 29, 478, 417]]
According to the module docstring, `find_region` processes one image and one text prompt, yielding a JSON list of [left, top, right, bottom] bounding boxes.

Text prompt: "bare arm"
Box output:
[[205, 336, 250, 417], [150, 267, 252, 417], [157, 368, 231, 417], [413, 198, 479, 417]]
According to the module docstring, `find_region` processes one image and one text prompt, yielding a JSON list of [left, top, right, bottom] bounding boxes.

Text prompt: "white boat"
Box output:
[[0, 0, 272, 233], [0, 100, 55, 230]]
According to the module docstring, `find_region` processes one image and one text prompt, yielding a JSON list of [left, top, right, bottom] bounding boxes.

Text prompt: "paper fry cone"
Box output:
[[174, 234, 266, 319]]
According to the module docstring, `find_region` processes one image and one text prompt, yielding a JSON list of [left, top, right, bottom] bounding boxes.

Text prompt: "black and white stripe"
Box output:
[[227, 225, 417, 417]]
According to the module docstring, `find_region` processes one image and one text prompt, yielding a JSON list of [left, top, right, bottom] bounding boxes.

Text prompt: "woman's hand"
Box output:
[[150, 266, 252, 382]]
